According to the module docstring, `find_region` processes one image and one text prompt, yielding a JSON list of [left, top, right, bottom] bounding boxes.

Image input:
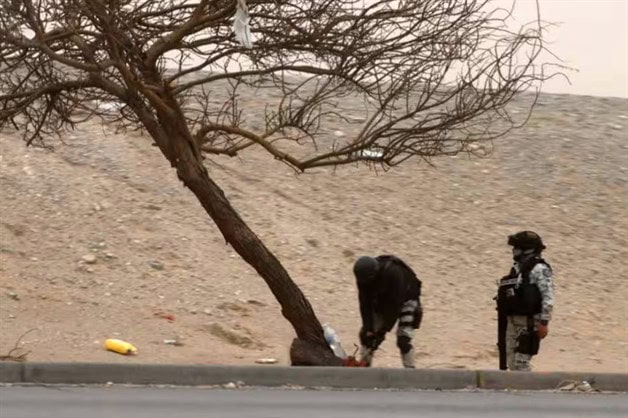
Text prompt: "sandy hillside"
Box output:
[[1, 90, 627, 373]]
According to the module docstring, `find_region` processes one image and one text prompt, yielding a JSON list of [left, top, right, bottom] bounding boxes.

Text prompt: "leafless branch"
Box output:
[[1, 0, 565, 169], [0, 328, 38, 362]]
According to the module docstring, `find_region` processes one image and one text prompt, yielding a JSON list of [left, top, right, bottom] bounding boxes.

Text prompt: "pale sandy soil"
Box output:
[[1, 91, 627, 372]]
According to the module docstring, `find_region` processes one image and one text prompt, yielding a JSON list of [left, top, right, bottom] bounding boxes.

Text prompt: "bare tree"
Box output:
[[0, 0, 559, 365]]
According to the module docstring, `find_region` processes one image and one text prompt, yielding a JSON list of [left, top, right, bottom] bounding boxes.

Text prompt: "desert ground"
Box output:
[[1, 89, 627, 372]]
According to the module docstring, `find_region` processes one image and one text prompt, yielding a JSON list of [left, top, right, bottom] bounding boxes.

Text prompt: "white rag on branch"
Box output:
[[233, 0, 254, 48]]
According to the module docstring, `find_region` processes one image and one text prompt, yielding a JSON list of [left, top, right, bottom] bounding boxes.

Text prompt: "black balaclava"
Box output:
[[353, 256, 379, 287]]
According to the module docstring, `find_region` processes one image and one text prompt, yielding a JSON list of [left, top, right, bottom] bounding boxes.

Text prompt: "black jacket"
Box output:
[[358, 255, 422, 333]]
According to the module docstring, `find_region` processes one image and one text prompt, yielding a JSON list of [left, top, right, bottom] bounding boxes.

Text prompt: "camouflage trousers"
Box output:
[[360, 300, 419, 368], [506, 315, 539, 371]]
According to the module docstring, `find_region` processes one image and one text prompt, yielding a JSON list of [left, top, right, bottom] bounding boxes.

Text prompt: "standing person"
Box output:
[[496, 231, 555, 371], [353, 255, 423, 368]]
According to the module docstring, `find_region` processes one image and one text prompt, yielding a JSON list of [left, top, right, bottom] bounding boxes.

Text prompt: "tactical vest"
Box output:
[[497, 258, 549, 316], [376, 255, 422, 297]]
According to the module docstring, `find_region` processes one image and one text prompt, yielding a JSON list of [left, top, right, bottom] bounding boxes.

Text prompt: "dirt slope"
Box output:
[[1, 92, 627, 372]]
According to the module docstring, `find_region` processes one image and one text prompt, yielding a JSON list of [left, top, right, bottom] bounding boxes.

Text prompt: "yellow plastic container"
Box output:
[[104, 339, 137, 355]]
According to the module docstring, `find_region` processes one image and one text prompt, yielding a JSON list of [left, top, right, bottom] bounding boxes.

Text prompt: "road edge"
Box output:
[[1, 362, 626, 392]]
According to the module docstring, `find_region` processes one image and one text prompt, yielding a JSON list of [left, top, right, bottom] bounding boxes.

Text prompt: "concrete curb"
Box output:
[[477, 369, 628, 392], [1, 362, 627, 392]]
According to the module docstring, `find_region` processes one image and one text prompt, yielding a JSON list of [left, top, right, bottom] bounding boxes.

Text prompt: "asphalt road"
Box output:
[[1, 386, 626, 418]]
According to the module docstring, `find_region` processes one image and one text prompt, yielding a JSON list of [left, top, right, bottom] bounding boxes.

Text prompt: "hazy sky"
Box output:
[[494, 0, 628, 98]]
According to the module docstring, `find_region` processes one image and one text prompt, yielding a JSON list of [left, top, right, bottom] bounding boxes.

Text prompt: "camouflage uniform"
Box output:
[[354, 255, 423, 368], [505, 261, 554, 371], [359, 299, 420, 368]]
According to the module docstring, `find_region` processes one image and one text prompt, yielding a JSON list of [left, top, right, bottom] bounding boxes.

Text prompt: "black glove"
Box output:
[[359, 328, 384, 350], [359, 327, 372, 346]]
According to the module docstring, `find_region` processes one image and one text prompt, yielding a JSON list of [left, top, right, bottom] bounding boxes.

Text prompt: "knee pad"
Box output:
[[397, 335, 412, 354]]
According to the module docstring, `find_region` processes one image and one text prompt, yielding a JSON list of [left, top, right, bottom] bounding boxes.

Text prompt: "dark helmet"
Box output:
[[353, 256, 379, 286], [507, 230, 546, 251]]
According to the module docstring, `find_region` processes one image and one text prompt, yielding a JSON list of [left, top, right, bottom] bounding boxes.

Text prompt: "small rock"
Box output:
[[255, 358, 278, 364], [578, 381, 593, 392], [283, 384, 305, 390], [203, 309, 213, 315], [8, 314, 16, 319], [557, 380, 581, 392], [144, 204, 162, 211], [90, 242, 106, 249], [104, 253, 116, 260], [333, 130, 345, 137], [82, 254, 97, 264], [148, 261, 164, 270], [7, 292, 19, 301], [223, 382, 237, 389]]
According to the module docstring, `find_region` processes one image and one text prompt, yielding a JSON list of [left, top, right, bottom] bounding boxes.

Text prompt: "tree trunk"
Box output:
[[290, 337, 344, 366], [150, 115, 340, 366]]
